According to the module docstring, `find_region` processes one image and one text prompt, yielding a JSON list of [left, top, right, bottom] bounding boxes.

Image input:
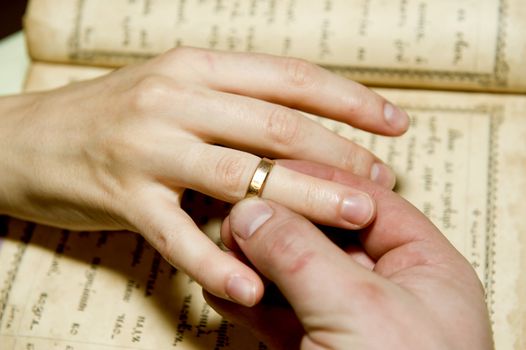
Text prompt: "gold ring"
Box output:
[[245, 158, 275, 198]]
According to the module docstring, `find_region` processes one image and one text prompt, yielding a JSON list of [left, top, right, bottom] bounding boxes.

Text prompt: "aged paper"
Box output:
[[353, 88, 526, 350], [24, 0, 526, 93], [0, 220, 265, 350], [1, 62, 523, 349]]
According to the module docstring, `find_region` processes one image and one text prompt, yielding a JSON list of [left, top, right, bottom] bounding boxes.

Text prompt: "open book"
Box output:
[[0, 0, 525, 349]]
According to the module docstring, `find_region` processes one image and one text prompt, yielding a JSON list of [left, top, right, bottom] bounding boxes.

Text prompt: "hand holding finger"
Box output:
[[225, 193, 492, 349], [227, 198, 375, 317]]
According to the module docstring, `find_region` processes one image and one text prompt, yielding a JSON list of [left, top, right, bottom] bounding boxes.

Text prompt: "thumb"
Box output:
[[228, 198, 381, 318]]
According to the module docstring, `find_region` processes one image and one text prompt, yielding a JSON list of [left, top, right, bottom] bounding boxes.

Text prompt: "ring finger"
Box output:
[[153, 143, 376, 229]]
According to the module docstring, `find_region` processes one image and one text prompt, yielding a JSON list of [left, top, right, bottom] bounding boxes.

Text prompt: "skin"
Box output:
[[0, 48, 408, 304], [210, 161, 494, 350]]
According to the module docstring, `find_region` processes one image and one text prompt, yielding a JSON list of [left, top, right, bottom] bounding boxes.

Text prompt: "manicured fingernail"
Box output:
[[384, 102, 409, 131], [341, 194, 374, 226], [370, 163, 397, 189], [226, 275, 257, 307], [232, 198, 273, 240]]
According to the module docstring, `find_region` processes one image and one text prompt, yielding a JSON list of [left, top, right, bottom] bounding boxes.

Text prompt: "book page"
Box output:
[[360, 88, 526, 350], [24, 0, 526, 93], [2, 62, 525, 349]]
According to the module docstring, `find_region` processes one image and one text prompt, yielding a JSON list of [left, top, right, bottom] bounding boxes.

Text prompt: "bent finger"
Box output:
[[128, 186, 264, 307]]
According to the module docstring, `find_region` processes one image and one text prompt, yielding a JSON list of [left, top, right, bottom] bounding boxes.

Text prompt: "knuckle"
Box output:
[[157, 47, 217, 80], [264, 107, 303, 147], [283, 57, 318, 88], [160, 46, 198, 64], [192, 253, 213, 287], [194, 49, 218, 71], [346, 94, 366, 115], [353, 280, 390, 308], [128, 75, 174, 113], [214, 154, 250, 199], [265, 218, 316, 275], [340, 144, 374, 176], [154, 228, 182, 268], [301, 181, 325, 215], [160, 47, 214, 72], [155, 230, 170, 257]]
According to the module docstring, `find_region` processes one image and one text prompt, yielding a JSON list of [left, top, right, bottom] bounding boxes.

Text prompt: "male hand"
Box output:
[[208, 161, 493, 350]]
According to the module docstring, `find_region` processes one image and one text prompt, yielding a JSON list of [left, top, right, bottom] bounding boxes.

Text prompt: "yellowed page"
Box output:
[[1, 62, 525, 349], [24, 0, 526, 93], [361, 88, 526, 350]]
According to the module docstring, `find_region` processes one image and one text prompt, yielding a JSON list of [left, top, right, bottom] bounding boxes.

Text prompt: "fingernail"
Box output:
[[384, 102, 409, 131], [341, 194, 374, 226], [232, 199, 273, 240], [370, 163, 397, 189], [226, 275, 257, 307]]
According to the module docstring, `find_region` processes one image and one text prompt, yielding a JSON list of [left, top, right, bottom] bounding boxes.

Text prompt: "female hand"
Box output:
[[211, 161, 493, 349], [0, 48, 408, 304]]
